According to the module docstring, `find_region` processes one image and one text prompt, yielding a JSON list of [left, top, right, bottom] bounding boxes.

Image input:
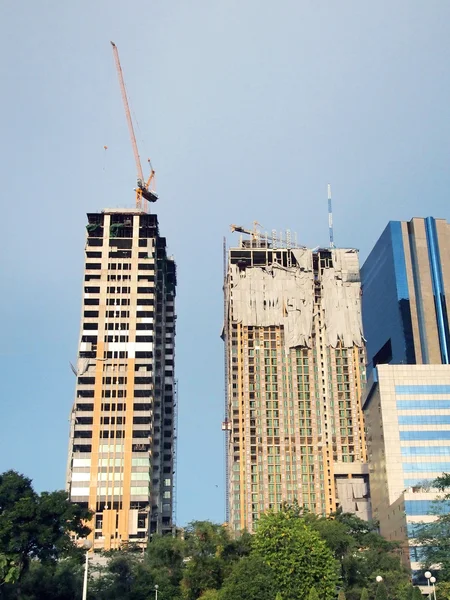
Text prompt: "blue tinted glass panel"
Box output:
[[361, 222, 411, 372], [396, 385, 450, 394], [401, 431, 450, 440], [401, 446, 450, 456], [403, 462, 450, 472], [409, 546, 429, 561], [404, 478, 434, 487], [397, 400, 450, 409], [405, 499, 450, 515], [399, 416, 450, 425], [407, 522, 433, 538], [425, 216, 450, 364]]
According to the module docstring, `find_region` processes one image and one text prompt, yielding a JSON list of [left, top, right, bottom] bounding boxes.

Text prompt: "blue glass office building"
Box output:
[[361, 217, 450, 374], [363, 365, 450, 579]]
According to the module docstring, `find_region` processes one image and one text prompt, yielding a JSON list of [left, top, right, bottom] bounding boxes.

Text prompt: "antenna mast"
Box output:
[[328, 184, 335, 248]]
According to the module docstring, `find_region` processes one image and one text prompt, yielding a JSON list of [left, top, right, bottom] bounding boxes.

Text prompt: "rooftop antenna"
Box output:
[[328, 183, 335, 248]]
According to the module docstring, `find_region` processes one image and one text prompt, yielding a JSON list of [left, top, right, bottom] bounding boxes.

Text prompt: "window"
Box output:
[[401, 431, 450, 441], [396, 385, 450, 395], [398, 400, 450, 410], [405, 499, 450, 515], [84, 298, 100, 306], [399, 415, 450, 426]]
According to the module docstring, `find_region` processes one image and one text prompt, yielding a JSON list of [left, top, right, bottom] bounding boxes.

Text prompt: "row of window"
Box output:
[[399, 415, 450, 425], [400, 431, 450, 441], [404, 499, 450, 515], [397, 400, 450, 409], [403, 461, 450, 473], [396, 385, 450, 395], [86, 260, 154, 270], [401, 446, 450, 456]]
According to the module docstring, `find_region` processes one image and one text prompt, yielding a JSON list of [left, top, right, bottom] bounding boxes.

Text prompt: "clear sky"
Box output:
[[1, 0, 450, 527]]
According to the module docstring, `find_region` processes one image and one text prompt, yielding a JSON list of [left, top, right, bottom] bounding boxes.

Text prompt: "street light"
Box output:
[[376, 576, 383, 583], [425, 571, 432, 600], [82, 540, 92, 600], [154, 584, 159, 600], [430, 576, 437, 600]]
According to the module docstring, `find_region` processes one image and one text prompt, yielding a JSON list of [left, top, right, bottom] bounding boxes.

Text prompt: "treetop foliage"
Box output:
[[0, 470, 91, 588], [0, 470, 420, 600]]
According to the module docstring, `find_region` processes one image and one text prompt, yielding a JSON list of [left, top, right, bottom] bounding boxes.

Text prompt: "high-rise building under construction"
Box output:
[[66, 208, 176, 550], [223, 231, 369, 532]]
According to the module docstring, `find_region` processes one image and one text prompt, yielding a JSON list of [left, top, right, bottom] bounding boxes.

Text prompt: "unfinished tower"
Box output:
[[66, 209, 176, 550], [223, 231, 369, 533]]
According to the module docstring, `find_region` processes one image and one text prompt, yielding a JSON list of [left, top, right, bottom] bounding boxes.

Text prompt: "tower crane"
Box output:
[[230, 222, 303, 249], [230, 221, 263, 240], [110, 41, 158, 211]]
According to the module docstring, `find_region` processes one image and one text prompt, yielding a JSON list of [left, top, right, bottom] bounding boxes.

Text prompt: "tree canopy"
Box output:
[[0, 470, 91, 587], [413, 473, 450, 581], [252, 506, 339, 600], [0, 471, 417, 600]]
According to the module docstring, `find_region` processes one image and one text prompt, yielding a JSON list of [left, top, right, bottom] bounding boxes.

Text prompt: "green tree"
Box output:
[[0, 555, 19, 586], [3, 558, 84, 600], [304, 513, 354, 560], [145, 534, 185, 599], [0, 471, 91, 584], [436, 581, 450, 600], [252, 506, 339, 600], [199, 591, 221, 600], [308, 588, 319, 600], [339, 590, 347, 600], [411, 587, 424, 600], [181, 521, 251, 600], [375, 582, 388, 600], [302, 510, 408, 595], [221, 555, 276, 600], [413, 474, 450, 580], [91, 552, 148, 600], [360, 589, 369, 600], [182, 555, 223, 600]]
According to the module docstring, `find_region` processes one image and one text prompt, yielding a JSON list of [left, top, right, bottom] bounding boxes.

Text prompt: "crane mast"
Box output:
[[110, 41, 158, 211]]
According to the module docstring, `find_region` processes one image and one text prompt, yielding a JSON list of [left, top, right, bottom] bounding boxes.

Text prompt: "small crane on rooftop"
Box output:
[[230, 222, 303, 249], [110, 41, 158, 212], [230, 221, 263, 240]]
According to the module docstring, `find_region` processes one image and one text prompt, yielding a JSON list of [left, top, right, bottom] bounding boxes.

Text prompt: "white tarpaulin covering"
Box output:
[[335, 477, 371, 520], [322, 250, 364, 348], [230, 249, 314, 349], [229, 247, 363, 350]]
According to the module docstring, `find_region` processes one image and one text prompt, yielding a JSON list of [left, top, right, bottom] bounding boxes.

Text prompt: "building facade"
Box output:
[[363, 364, 450, 579], [361, 217, 450, 374], [223, 236, 370, 533], [66, 208, 176, 550]]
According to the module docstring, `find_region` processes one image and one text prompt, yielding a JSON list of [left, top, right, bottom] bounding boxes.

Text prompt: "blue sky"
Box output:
[[1, 1, 450, 526]]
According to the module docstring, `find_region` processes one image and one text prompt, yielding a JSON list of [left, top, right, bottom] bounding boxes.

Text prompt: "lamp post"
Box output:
[[154, 584, 159, 600], [430, 576, 437, 600], [425, 571, 432, 600], [375, 575, 383, 598], [82, 540, 92, 600]]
